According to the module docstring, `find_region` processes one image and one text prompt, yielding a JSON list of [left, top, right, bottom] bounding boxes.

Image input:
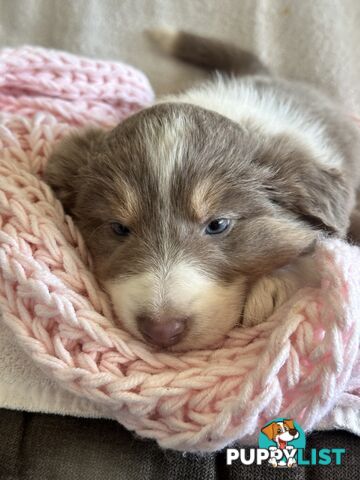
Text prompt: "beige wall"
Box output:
[[0, 0, 360, 107]]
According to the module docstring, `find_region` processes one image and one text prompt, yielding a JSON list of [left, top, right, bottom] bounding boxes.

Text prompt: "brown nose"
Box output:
[[137, 314, 187, 347], [289, 429, 298, 436]]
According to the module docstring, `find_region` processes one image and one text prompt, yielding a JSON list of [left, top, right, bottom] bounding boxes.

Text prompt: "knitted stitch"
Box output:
[[0, 46, 359, 452]]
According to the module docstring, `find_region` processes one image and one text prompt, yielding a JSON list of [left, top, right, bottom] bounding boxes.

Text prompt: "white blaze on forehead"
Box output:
[[276, 422, 285, 432], [146, 113, 187, 197]]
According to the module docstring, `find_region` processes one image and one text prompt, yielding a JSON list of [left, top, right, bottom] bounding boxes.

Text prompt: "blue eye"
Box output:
[[205, 218, 231, 235], [110, 222, 130, 236]]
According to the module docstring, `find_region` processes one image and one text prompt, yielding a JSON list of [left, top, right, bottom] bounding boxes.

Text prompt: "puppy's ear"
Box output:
[[261, 423, 276, 440], [45, 129, 105, 213], [284, 419, 295, 430], [275, 163, 349, 235], [261, 137, 351, 236]]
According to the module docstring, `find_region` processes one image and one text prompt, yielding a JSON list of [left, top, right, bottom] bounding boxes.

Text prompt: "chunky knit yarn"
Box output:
[[0, 46, 359, 452]]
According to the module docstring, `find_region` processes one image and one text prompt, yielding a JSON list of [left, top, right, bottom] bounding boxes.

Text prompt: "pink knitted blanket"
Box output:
[[0, 46, 359, 452]]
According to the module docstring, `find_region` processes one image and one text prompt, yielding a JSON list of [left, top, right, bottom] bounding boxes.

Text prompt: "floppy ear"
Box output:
[[261, 137, 351, 236], [284, 419, 295, 430], [284, 164, 349, 235], [261, 423, 276, 440], [44, 128, 106, 213]]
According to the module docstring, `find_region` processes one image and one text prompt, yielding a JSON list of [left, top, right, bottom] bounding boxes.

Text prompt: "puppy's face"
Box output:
[[261, 420, 299, 443], [46, 103, 347, 350]]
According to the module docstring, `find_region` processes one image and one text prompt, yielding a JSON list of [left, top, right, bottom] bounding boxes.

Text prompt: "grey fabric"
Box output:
[[0, 409, 357, 480], [0, 409, 216, 480]]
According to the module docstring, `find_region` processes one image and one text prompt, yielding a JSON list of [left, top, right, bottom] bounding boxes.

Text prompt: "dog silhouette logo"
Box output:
[[258, 418, 306, 468]]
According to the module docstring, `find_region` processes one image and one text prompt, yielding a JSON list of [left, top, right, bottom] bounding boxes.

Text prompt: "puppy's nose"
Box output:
[[137, 314, 187, 347], [289, 429, 297, 436]]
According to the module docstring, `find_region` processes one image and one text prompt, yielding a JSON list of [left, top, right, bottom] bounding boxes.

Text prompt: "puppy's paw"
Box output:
[[269, 457, 278, 467], [242, 274, 295, 327]]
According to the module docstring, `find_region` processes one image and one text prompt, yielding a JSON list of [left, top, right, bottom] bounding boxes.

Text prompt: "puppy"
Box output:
[[44, 31, 360, 351], [261, 419, 299, 450], [261, 419, 299, 467]]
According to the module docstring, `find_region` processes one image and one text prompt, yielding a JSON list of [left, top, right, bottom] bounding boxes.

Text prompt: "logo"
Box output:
[[259, 418, 305, 467], [226, 417, 346, 467]]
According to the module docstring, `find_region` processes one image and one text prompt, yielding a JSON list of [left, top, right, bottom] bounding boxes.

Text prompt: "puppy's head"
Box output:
[[45, 103, 349, 350], [261, 419, 298, 442]]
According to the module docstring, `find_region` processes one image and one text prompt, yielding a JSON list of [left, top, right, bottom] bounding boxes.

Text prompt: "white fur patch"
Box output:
[[105, 261, 221, 321], [105, 261, 246, 349], [160, 75, 343, 169], [145, 113, 186, 200]]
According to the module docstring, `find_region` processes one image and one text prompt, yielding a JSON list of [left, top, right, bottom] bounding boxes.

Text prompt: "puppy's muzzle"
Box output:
[[137, 314, 188, 347]]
